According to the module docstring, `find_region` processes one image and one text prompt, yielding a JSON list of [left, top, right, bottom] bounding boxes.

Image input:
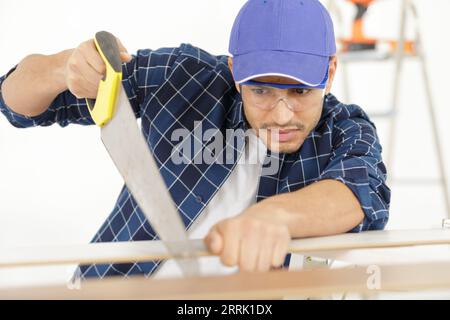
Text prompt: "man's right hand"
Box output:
[[1, 36, 132, 117], [65, 38, 132, 99]]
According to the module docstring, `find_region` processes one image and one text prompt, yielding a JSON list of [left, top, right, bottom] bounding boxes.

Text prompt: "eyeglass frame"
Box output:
[[238, 68, 329, 112]]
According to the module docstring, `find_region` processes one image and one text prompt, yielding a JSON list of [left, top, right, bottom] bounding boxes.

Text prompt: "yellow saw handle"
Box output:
[[85, 31, 123, 127]]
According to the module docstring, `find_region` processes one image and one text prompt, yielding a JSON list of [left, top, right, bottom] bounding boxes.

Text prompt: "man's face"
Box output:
[[240, 78, 324, 153], [229, 57, 337, 154]]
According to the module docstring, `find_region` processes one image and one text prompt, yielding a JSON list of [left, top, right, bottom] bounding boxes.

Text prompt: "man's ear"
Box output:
[[228, 56, 233, 71], [228, 56, 241, 93], [325, 56, 337, 95]]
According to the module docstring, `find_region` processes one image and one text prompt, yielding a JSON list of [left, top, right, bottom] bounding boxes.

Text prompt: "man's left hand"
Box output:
[[204, 203, 291, 272]]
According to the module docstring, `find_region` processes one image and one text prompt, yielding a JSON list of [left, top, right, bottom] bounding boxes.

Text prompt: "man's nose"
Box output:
[[270, 99, 295, 126]]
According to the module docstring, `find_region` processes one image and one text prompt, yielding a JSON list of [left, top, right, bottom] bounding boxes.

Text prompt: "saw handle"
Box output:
[[85, 31, 123, 127]]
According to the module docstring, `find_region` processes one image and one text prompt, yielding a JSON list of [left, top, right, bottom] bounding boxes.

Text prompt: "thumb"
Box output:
[[204, 227, 223, 255], [115, 37, 132, 62], [120, 51, 132, 62]]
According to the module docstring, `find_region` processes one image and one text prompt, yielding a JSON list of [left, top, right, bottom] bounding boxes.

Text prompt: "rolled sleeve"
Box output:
[[1, 66, 40, 128], [318, 117, 391, 232]]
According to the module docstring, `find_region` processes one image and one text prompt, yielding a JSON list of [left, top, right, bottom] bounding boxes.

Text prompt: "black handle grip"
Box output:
[[86, 31, 122, 111]]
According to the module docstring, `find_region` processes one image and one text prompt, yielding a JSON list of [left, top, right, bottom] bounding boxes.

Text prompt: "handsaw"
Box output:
[[85, 31, 200, 276]]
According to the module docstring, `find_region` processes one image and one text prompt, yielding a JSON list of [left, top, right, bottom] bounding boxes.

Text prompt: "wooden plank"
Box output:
[[2, 261, 450, 299], [2, 228, 450, 268], [310, 244, 450, 266]]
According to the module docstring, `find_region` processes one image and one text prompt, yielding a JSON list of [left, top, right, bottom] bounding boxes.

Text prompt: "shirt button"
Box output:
[[195, 195, 203, 203]]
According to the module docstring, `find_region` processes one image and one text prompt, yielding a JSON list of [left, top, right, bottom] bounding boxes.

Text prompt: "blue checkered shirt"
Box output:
[[0, 43, 390, 279]]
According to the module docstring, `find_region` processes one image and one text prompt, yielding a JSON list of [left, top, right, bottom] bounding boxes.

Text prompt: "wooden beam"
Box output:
[[2, 261, 450, 299], [1, 229, 450, 268]]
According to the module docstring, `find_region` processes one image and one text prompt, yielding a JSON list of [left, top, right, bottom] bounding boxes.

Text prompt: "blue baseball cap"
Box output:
[[229, 0, 336, 87]]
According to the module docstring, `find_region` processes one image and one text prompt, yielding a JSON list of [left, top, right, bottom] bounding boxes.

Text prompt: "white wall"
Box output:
[[1, 0, 450, 288]]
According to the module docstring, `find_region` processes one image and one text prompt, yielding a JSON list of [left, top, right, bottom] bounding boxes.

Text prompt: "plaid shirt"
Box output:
[[0, 43, 390, 279]]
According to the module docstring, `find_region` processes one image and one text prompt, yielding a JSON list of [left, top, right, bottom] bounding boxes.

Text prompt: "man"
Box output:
[[0, 0, 390, 278]]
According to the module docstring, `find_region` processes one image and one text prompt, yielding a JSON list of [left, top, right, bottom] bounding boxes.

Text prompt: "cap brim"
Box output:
[[232, 50, 329, 86]]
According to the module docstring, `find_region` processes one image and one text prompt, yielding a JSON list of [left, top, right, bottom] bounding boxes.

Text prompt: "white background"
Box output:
[[1, 0, 450, 291]]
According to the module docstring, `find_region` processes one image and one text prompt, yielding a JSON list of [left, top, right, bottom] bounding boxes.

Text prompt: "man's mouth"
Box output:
[[267, 128, 300, 143]]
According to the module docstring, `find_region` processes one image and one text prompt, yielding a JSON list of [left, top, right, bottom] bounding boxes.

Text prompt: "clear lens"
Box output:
[[242, 85, 320, 112]]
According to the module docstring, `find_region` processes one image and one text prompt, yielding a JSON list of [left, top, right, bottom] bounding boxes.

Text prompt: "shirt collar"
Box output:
[[227, 92, 249, 131]]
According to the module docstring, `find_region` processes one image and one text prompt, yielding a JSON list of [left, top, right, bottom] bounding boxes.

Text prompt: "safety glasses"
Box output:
[[239, 69, 328, 112]]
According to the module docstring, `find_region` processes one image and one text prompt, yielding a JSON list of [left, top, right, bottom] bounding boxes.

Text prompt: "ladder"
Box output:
[[326, 0, 450, 217]]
